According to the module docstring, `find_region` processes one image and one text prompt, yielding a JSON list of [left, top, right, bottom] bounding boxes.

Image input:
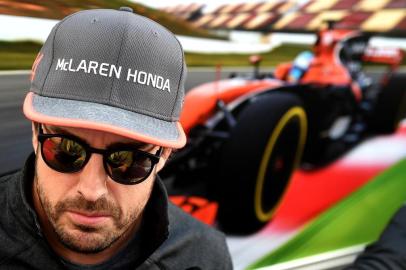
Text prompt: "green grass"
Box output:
[[185, 44, 311, 67], [248, 158, 406, 269], [0, 41, 311, 70], [0, 41, 42, 70], [0, 52, 37, 70], [1, 40, 404, 70], [0, 40, 42, 53]]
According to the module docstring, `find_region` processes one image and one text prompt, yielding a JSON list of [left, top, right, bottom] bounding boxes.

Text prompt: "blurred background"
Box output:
[[1, 0, 405, 174], [1, 1, 406, 269]]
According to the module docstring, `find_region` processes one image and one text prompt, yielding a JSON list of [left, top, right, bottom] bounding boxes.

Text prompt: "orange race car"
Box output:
[[163, 23, 406, 235]]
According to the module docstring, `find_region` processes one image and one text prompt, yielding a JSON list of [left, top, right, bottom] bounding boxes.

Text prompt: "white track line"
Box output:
[[0, 70, 30, 75]]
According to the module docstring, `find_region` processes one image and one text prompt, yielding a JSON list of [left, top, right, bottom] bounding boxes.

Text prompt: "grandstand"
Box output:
[[161, 0, 406, 35]]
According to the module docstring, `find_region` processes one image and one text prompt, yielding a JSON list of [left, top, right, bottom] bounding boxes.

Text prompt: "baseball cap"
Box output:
[[23, 7, 187, 148]]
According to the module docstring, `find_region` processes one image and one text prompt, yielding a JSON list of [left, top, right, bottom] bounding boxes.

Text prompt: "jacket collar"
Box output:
[[10, 153, 43, 237]]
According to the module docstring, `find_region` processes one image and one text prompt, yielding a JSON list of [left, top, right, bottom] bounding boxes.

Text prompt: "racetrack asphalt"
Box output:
[[0, 68, 394, 175]]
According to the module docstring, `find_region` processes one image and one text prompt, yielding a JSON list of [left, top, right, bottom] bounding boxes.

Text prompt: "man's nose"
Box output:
[[76, 154, 108, 201]]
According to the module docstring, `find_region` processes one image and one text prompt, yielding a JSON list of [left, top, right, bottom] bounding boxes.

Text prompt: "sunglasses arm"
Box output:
[[155, 147, 163, 157]]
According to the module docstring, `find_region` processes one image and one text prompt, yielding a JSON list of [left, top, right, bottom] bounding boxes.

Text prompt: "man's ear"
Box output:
[[32, 122, 39, 154], [156, 147, 172, 172]]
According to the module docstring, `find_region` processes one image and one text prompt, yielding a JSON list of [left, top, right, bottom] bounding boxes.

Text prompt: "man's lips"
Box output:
[[67, 210, 111, 226]]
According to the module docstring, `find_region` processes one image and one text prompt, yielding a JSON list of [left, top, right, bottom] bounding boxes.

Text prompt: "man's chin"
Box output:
[[55, 225, 119, 254]]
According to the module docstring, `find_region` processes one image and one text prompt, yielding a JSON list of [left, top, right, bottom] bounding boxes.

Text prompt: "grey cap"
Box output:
[[24, 7, 187, 148]]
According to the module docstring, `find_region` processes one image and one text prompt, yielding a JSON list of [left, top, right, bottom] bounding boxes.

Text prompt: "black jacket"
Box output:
[[346, 205, 406, 269], [0, 154, 233, 269]]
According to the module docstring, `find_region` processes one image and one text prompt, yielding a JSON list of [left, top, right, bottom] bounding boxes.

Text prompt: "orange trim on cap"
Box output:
[[23, 92, 186, 149], [30, 53, 43, 82]]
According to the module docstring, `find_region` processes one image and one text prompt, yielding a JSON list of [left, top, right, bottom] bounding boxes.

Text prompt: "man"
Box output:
[[0, 7, 232, 269]]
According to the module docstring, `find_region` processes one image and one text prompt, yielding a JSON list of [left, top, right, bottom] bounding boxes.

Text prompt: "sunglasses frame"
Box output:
[[37, 124, 162, 185]]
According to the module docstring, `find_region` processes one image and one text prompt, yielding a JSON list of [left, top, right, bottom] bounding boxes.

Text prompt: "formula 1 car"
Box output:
[[162, 23, 406, 235]]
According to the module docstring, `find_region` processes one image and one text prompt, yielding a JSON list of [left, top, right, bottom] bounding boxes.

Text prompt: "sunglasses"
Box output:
[[37, 125, 162, 185]]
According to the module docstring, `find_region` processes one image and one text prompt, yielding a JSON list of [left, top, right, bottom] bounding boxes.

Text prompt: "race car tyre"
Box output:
[[369, 73, 406, 134], [215, 93, 307, 234]]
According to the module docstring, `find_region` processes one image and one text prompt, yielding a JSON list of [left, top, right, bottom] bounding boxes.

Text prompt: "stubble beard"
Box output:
[[34, 166, 151, 254]]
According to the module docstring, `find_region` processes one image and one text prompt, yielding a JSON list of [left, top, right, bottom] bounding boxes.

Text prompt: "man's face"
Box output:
[[32, 124, 170, 255]]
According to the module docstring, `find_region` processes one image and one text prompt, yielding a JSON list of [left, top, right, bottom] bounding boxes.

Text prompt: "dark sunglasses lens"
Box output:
[[42, 137, 87, 172], [106, 150, 153, 184]]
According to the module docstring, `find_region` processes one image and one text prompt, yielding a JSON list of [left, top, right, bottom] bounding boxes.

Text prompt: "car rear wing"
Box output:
[[362, 47, 404, 70]]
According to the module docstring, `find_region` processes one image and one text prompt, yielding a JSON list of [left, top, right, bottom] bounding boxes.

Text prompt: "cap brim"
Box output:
[[23, 92, 186, 149]]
